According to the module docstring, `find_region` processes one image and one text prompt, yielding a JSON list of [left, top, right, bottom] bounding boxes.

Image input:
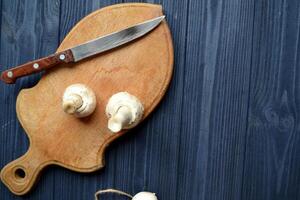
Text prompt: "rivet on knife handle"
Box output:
[[0, 49, 74, 84]]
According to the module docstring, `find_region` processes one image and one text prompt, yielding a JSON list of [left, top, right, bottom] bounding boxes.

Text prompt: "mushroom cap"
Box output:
[[132, 192, 158, 200], [62, 84, 96, 118], [105, 92, 144, 130]]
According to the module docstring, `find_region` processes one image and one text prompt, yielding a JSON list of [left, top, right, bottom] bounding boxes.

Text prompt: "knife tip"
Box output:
[[154, 15, 165, 24], [159, 15, 166, 20]]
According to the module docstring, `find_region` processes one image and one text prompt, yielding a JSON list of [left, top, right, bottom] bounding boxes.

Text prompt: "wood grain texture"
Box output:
[[0, 3, 173, 195], [1, 0, 300, 200], [242, 0, 300, 199], [0, 0, 61, 199]]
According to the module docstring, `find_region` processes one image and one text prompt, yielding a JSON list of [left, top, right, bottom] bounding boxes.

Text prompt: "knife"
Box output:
[[0, 16, 165, 84]]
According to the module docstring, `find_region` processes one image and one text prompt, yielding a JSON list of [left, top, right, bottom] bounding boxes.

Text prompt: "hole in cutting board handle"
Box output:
[[14, 168, 26, 180], [0, 149, 47, 195]]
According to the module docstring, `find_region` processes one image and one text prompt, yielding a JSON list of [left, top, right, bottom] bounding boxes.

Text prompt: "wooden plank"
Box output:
[[176, 0, 255, 199], [1, 2, 172, 196], [242, 0, 300, 199], [0, 0, 60, 199], [109, 0, 189, 199], [59, 0, 121, 42], [54, 1, 125, 200], [0, 0, 2, 61], [53, 1, 189, 200], [1, 0, 300, 200]]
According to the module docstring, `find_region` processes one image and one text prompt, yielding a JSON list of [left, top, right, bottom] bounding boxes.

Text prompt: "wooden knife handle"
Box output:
[[0, 49, 74, 84]]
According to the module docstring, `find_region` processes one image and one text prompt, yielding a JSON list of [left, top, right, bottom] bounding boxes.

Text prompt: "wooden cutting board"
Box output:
[[0, 3, 173, 195]]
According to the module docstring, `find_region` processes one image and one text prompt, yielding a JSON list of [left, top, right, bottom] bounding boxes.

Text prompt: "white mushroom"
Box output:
[[62, 84, 96, 118], [106, 92, 144, 133], [132, 192, 158, 200]]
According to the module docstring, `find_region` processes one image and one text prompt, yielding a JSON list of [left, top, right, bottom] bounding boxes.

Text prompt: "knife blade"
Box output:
[[1, 16, 165, 84]]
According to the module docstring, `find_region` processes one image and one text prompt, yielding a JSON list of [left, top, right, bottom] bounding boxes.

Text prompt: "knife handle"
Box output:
[[0, 49, 74, 84]]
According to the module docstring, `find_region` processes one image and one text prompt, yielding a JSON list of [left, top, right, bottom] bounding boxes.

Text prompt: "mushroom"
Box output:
[[132, 192, 158, 200], [62, 84, 96, 118], [105, 92, 144, 133], [94, 189, 158, 200]]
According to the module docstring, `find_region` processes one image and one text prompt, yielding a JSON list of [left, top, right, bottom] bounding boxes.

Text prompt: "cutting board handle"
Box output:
[[0, 148, 47, 195]]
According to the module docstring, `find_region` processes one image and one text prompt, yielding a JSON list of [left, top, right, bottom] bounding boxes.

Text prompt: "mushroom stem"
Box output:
[[108, 106, 132, 133], [62, 94, 83, 114], [105, 92, 144, 133]]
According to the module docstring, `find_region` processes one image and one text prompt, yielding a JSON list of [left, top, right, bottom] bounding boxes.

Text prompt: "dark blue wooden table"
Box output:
[[1, 0, 300, 199]]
